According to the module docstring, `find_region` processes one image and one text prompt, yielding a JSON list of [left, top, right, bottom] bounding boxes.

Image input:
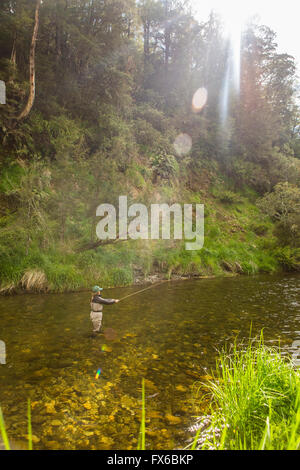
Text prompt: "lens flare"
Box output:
[[192, 87, 208, 113], [173, 133, 192, 156], [95, 368, 102, 379]]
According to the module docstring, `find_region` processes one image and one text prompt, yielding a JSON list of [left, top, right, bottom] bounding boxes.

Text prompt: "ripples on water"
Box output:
[[0, 274, 299, 449]]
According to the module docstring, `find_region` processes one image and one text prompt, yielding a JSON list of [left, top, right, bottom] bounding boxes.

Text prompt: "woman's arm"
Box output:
[[93, 295, 118, 305]]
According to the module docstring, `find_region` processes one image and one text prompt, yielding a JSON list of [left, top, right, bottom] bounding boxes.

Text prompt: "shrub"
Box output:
[[249, 222, 269, 236], [150, 152, 179, 181], [193, 336, 300, 450], [274, 247, 300, 271], [257, 182, 300, 246], [217, 190, 240, 205], [110, 267, 133, 286]]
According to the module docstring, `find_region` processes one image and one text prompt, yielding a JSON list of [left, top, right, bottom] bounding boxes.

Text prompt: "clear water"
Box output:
[[1, 274, 300, 449]]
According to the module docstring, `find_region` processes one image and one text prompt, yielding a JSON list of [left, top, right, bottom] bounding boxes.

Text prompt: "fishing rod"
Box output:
[[119, 279, 170, 302]]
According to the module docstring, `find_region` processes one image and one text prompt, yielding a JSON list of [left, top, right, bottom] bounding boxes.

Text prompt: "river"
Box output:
[[0, 274, 300, 449]]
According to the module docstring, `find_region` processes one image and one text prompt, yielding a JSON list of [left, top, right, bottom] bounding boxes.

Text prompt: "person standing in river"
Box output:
[[90, 286, 119, 336]]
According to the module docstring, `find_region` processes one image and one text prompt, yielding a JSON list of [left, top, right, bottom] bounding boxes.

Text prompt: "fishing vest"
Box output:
[[90, 301, 103, 312]]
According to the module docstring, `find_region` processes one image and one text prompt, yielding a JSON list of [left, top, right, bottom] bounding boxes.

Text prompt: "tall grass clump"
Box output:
[[0, 401, 33, 450], [137, 378, 146, 450], [0, 407, 10, 450], [194, 334, 300, 450]]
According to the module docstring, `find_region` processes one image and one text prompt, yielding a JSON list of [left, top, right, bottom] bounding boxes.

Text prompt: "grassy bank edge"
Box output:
[[189, 334, 300, 450]]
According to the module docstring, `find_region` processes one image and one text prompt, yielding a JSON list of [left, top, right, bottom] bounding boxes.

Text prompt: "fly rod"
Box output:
[[119, 279, 170, 302]]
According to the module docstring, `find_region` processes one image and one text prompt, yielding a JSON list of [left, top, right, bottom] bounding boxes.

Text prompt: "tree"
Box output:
[[237, 25, 297, 160], [258, 182, 300, 246], [16, 0, 41, 120]]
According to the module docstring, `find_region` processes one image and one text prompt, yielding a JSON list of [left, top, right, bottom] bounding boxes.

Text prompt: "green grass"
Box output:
[[27, 399, 32, 451], [192, 334, 300, 450], [0, 400, 33, 450], [0, 179, 286, 293], [0, 407, 10, 450], [137, 378, 146, 450]]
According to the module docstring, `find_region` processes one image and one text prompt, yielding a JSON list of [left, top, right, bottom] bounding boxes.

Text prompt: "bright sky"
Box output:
[[192, 0, 300, 72]]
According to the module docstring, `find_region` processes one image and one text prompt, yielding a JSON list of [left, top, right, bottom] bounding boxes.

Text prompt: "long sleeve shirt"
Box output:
[[92, 295, 116, 305]]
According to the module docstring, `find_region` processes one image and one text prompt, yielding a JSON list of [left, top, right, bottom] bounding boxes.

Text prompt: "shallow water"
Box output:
[[1, 274, 300, 449]]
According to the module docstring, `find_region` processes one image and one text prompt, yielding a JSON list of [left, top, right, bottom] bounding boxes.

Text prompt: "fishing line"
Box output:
[[119, 279, 170, 302]]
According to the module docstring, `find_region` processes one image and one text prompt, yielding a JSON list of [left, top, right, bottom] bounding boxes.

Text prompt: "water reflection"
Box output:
[[0, 273, 300, 449]]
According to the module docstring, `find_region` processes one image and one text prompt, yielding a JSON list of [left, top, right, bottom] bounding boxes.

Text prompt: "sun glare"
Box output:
[[197, 0, 256, 31], [210, 2, 253, 91], [191, 0, 258, 124]]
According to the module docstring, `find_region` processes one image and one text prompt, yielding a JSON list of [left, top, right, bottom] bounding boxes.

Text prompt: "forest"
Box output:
[[1, 0, 300, 454], [0, 0, 300, 292]]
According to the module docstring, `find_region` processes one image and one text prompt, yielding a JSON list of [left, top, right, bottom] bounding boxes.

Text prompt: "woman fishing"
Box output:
[[90, 286, 119, 336], [90, 280, 168, 336]]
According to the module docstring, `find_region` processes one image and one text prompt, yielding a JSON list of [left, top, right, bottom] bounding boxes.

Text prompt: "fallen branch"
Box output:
[[76, 237, 128, 253], [16, 0, 41, 121]]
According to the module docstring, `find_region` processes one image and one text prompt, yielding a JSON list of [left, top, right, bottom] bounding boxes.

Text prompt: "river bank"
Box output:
[[1, 153, 291, 297], [189, 339, 300, 450], [0, 231, 290, 296], [0, 269, 235, 296], [2, 182, 300, 297]]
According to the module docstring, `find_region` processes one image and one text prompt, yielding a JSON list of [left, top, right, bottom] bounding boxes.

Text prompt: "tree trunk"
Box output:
[[144, 21, 150, 64], [77, 238, 127, 253], [10, 33, 17, 65], [16, 0, 41, 121]]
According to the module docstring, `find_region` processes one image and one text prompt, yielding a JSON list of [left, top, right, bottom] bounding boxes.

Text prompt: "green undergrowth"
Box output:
[[192, 334, 300, 450], [0, 168, 291, 294]]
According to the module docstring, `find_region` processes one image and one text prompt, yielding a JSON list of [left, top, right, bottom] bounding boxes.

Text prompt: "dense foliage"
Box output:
[[1, 0, 300, 292], [194, 337, 300, 450]]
